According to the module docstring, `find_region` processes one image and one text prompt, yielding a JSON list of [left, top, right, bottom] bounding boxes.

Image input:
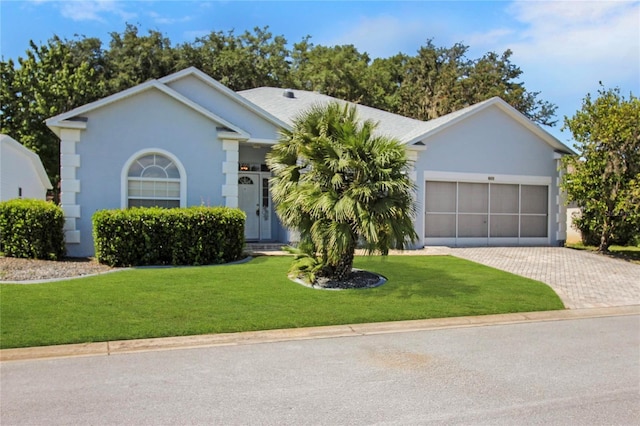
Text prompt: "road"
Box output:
[[1, 315, 638, 425]]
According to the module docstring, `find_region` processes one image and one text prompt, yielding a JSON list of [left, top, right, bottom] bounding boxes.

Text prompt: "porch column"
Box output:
[[60, 128, 82, 244], [554, 153, 567, 243], [222, 139, 239, 208]]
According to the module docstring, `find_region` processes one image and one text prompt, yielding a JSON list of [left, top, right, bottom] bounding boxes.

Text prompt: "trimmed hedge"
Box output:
[[0, 199, 65, 260], [92, 207, 246, 267]]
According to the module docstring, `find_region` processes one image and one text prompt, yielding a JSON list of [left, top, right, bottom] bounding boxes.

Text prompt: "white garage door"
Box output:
[[425, 181, 549, 246]]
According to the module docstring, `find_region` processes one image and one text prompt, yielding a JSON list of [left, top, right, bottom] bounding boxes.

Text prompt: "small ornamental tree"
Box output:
[[562, 86, 640, 252], [267, 103, 417, 282]]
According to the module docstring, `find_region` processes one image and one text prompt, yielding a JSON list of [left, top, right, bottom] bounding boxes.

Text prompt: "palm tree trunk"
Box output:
[[333, 242, 356, 281]]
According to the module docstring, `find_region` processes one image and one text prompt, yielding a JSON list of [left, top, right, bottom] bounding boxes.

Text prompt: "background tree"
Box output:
[[562, 86, 640, 251], [290, 41, 371, 102], [181, 27, 291, 90], [105, 24, 179, 92], [397, 41, 557, 125], [397, 40, 469, 120], [267, 103, 417, 283], [2, 25, 559, 194], [0, 37, 107, 194], [363, 53, 410, 113]]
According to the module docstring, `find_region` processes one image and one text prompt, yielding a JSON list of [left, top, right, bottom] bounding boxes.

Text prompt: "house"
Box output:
[[0, 134, 52, 201], [46, 67, 574, 257]]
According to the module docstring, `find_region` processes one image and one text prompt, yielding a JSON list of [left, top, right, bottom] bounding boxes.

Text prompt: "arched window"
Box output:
[[125, 152, 183, 208]]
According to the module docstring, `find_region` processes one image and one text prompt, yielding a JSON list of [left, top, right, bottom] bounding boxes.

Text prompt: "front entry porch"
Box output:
[[238, 171, 272, 241]]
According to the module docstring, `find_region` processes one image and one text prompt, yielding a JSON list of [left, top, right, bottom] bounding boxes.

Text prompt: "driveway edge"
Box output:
[[2, 305, 638, 362]]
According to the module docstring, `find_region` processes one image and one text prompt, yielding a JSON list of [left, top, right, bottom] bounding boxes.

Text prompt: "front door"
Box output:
[[238, 173, 260, 240]]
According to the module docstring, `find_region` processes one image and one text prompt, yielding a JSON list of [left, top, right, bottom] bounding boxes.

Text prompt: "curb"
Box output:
[[2, 305, 638, 362]]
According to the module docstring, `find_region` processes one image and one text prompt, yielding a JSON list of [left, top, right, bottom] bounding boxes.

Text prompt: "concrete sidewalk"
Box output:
[[2, 305, 637, 362]]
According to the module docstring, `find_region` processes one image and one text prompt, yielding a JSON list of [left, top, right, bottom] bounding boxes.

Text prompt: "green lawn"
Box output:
[[0, 255, 564, 349], [566, 243, 640, 264]]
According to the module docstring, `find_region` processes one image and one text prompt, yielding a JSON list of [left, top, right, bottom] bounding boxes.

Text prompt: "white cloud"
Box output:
[[466, 28, 515, 47], [459, 0, 639, 136], [469, 1, 640, 96], [44, 0, 137, 23], [507, 0, 639, 86]]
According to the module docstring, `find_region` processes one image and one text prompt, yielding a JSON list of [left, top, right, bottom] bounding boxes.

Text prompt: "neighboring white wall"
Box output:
[[566, 207, 582, 244], [0, 135, 52, 201], [413, 106, 564, 246]]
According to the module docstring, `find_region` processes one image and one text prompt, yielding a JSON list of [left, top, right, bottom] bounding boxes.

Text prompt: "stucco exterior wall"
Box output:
[[0, 140, 49, 201], [166, 76, 280, 140], [413, 106, 564, 246], [69, 89, 226, 256]]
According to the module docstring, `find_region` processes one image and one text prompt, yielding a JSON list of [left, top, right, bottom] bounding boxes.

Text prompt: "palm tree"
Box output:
[[267, 102, 417, 282]]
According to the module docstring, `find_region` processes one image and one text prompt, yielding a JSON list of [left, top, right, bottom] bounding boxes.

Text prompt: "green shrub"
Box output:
[[575, 209, 639, 246], [92, 207, 246, 267], [0, 199, 65, 260]]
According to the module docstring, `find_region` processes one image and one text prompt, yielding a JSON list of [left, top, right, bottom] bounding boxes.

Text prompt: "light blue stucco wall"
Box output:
[[69, 89, 227, 256], [166, 76, 280, 140], [412, 106, 563, 246]]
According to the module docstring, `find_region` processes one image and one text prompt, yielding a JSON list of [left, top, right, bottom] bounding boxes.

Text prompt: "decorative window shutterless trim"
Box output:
[[121, 149, 187, 208]]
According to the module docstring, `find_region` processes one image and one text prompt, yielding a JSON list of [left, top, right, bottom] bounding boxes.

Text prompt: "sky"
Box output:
[[1, 0, 639, 146]]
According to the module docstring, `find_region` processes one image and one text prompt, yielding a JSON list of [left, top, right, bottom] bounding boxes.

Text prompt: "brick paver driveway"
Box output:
[[451, 247, 640, 309]]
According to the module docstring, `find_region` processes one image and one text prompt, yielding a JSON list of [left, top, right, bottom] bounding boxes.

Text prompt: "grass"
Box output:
[[0, 255, 564, 349], [566, 242, 640, 264]]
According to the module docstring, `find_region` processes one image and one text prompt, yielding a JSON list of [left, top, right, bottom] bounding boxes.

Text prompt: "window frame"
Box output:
[[121, 148, 187, 209]]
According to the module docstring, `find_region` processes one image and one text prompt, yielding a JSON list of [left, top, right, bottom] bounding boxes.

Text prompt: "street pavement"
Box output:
[[1, 314, 638, 425]]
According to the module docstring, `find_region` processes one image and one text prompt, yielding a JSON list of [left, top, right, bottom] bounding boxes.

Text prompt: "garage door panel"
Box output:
[[521, 185, 548, 214], [490, 184, 519, 213], [458, 214, 488, 237], [425, 181, 456, 212], [490, 215, 519, 237], [425, 214, 456, 237], [458, 183, 488, 213], [521, 216, 548, 237]]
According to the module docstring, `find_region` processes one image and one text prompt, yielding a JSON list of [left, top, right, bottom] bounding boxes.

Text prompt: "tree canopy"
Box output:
[[1, 24, 557, 192], [562, 86, 640, 251], [266, 103, 417, 283]]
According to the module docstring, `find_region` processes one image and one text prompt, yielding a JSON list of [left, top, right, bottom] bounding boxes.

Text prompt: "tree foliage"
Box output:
[[1, 24, 557, 193], [180, 27, 291, 90], [0, 37, 107, 189], [562, 86, 640, 251], [267, 103, 417, 282], [104, 24, 179, 93]]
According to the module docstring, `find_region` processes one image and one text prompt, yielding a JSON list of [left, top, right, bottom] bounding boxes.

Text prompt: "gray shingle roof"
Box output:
[[238, 87, 436, 145], [238, 87, 573, 153]]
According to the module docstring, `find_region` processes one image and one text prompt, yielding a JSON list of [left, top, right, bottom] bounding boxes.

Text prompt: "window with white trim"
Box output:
[[127, 153, 181, 208]]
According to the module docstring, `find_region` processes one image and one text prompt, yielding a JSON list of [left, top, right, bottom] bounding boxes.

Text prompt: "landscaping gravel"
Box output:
[[0, 257, 116, 281]]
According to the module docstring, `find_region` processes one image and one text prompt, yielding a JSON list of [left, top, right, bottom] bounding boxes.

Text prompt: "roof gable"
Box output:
[[46, 79, 250, 139], [0, 134, 52, 189], [160, 67, 290, 131], [405, 97, 575, 154]]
